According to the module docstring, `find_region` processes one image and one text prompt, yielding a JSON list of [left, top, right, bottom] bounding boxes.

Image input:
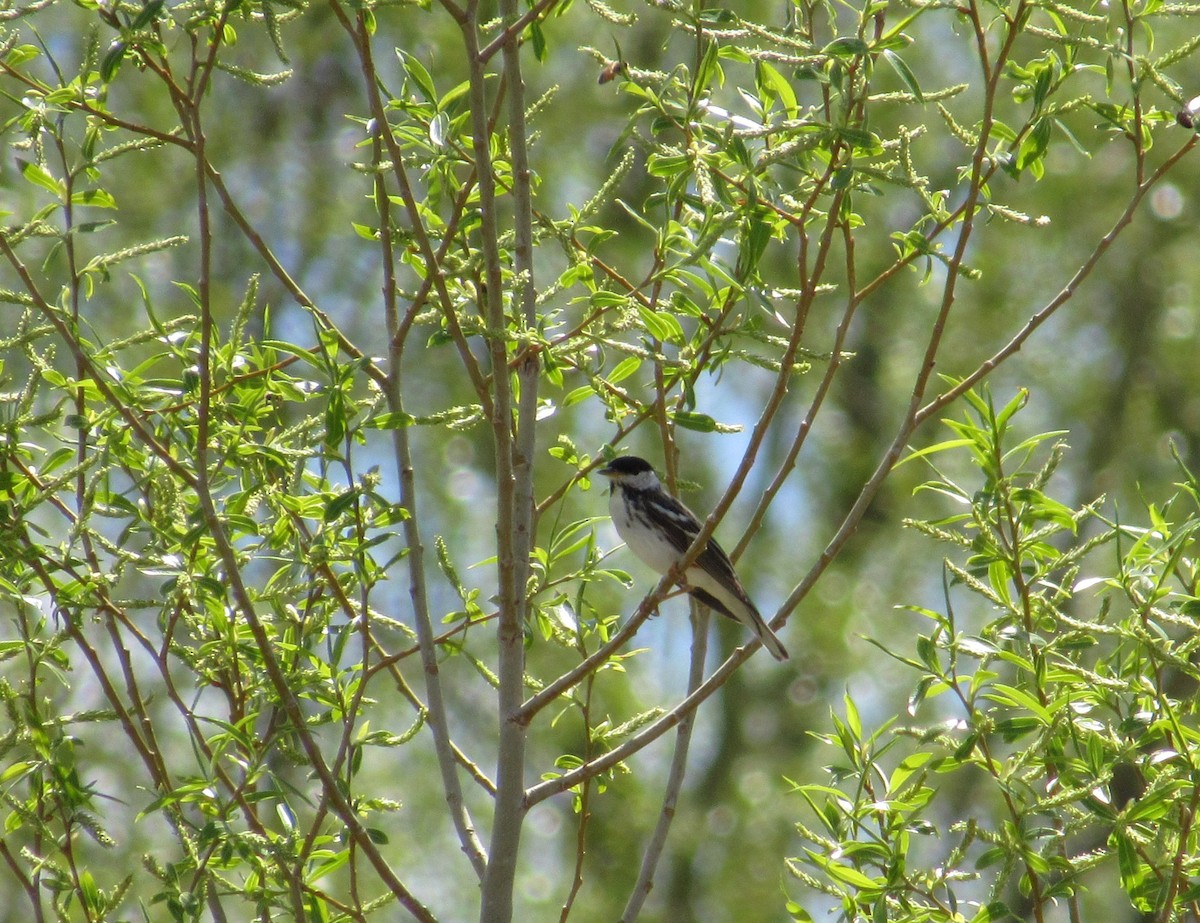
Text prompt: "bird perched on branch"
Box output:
[[597, 455, 789, 661]]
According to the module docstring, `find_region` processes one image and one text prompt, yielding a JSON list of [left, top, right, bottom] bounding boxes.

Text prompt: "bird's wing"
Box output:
[[639, 490, 702, 554], [693, 538, 749, 602], [643, 491, 748, 601]]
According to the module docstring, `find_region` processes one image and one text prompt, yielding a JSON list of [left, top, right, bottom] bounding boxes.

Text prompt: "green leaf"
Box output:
[[77, 220, 117, 234], [696, 40, 724, 89], [4, 44, 40, 67], [637, 305, 684, 344], [71, 189, 117, 209], [672, 411, 717, 432], [888, 751, 933, 791], [881, 49, 924, 102], [325, 396, 347, 447], [100, 42, 126, 82], [842, 693, 861, 738], [897, 437, 976, 468], [79, 871, 101, 912], [817, 856, 880, 890], [608, 356, 641, 384], [984, 683, 1051, 722], [307, 849, 351, 882], [18, 160, 65, 197], [823, 37, 869, 57], [324, 490, 361, 522], [528, 19, 547, 62], [756, 60, 798, 118], [438, 79, 470, 112], [971, 903, 1011, 923], [738, 209, 772, 275], [1015, 118, 1052, 174], [374, 411, 416, 429], [131, 0, 165, 29], [646, 153, 692, 178], [0, 761, 32, 784], [836, 127, 883, 155], [398, 50, 437, 102], [563, 385, 592, 407]]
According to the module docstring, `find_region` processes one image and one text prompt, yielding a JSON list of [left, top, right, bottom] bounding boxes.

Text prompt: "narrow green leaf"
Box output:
[[840, 696, 860, 742], [881, 49, 924, 102], [71, 189, 117, 209], [1016, 118, 1052, 173], [897, 437, 976, 468], [438, 79, 470, 112], [528, 19, 547, 62], [756, 60, 798, 118], [18, 160, 64, 196], [563, 385, 592, 407], [131, 0, 165, 29], [100, 42, 126, 82], [367, 410, 415, 427], [696, 40, 724, 89], [819, 857, 880, 890], [608, 356, 641, 384], [398, 50, 437, 102], [984, 683, 1051, 722], [0, 761, 31, 784], [324, 490, 361, 522], [79, 871, 101, 911], [889, 751, 933, 791], [672, 411, 717, 432], [637, 305, 683, 343], [823, 36, 869, 57], [4, 44, 41, 68], [325, 396, 347, 447]]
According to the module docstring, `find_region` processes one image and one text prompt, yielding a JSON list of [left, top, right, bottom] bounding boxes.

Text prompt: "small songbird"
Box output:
[[597, 455, 789, 661]]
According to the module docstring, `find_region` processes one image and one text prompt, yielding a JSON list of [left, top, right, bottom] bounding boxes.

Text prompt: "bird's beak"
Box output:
[[596, 465, 615, 479]]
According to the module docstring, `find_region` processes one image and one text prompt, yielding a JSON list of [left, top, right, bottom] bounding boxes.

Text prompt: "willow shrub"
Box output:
[[1, 0, 1199, 921], [791, 389, 1200, 922]]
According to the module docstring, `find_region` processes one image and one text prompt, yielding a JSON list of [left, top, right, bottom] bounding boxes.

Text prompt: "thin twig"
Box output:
[[619, 607, 710, 922], [336, 3, 490, 879]]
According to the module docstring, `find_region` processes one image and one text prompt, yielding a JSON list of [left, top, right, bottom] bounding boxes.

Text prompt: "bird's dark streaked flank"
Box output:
[[597, 455, 789, 662]]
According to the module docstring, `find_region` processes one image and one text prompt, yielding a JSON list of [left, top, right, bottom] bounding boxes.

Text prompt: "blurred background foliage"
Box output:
[[1, 0, 1199, 919]]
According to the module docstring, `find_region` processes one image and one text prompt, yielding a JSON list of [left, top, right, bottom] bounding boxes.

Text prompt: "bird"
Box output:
[[597, 455, 789, 661]]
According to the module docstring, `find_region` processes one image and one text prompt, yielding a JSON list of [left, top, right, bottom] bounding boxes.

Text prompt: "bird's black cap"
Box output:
[[598, 455, 655, 476]]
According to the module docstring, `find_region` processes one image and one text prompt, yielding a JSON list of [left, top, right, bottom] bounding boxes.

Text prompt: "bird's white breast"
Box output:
[[609, 489, 682, 576]]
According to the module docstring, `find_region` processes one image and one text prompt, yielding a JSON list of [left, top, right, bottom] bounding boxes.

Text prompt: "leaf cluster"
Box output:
[[790, 389, 1200, 922]]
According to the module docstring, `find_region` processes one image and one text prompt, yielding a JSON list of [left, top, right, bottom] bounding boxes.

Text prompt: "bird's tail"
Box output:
[[749, 611, 789, 662], [690, 589, 789, 661]]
